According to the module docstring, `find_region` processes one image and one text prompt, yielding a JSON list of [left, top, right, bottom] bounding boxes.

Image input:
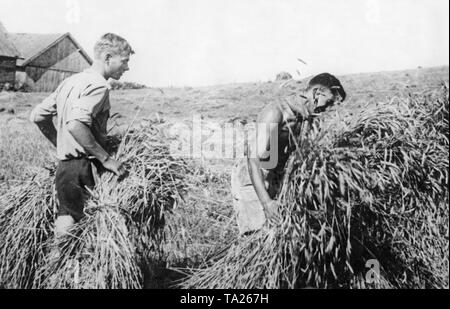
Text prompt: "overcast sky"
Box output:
[[1, 0, 448, 87]]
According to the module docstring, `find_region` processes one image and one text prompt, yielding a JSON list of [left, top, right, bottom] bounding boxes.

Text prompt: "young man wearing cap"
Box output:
[[231, 73, 346, 235], [30, 33, 134, 237]]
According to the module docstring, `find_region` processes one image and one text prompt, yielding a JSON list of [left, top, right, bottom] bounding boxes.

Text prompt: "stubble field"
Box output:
[[0, 66, 448, 288]]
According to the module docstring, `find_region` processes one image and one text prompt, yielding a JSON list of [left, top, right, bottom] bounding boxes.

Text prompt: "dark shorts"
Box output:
[[55, 157, 96, 221]]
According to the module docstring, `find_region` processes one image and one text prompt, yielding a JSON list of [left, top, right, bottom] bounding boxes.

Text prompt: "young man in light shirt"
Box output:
[[30, 33, 134, 236]]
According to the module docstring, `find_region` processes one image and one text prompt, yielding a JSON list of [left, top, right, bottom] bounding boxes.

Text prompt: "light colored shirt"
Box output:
[[30, 68, 111, 160]]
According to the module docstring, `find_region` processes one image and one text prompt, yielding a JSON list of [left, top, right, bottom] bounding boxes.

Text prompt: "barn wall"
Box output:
[[0, 56, 17, 87], [25, 67, 77, 92], [51, 48, 91, 72], [29, 36, 90, 71], [23, 36, 91, 92]]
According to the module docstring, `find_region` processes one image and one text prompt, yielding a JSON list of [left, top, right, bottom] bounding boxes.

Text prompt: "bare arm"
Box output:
[[247, 105, 283, 224], [248, 159, 271, 208]]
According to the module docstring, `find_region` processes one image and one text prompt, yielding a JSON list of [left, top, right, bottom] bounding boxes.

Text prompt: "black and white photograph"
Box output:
[[0, 0, 448, 293]]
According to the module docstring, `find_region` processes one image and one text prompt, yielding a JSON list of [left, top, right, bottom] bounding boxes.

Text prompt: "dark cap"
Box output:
[[308, 73, 346, 101]]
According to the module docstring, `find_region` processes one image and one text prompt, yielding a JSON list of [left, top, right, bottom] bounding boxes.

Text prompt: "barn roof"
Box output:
[[0, 22, 20, 58], [8, 32, 93, 66], [8, 33, 63, 62]]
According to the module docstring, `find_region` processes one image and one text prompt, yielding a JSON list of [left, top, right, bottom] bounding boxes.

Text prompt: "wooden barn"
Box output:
[[9, 32, 93, 92], [0, 22, 21, 90]]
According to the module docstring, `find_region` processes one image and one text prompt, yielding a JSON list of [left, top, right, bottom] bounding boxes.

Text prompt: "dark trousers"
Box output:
[[55, 157, 95, 222]]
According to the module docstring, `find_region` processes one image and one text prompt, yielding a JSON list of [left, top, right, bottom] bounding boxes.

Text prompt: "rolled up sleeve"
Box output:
[[66, 85, 108, 127], [29, 91, 58, 122]]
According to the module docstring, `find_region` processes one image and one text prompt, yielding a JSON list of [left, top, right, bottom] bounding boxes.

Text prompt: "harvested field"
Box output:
[[0, 66, 448, 289], [182, 84, 449, 289]]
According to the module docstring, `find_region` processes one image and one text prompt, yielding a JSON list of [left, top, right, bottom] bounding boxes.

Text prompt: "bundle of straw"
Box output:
[[36, 205, 142, 289], [0, 168, 56, 288], [1, 120, 190, 288], [93, 123, 189, 254], [183, 85, 449, 289], [42, 122, 190, 288]]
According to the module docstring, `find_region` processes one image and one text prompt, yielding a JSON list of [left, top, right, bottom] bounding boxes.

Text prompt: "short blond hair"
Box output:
[[94, 33, 135, 59]]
